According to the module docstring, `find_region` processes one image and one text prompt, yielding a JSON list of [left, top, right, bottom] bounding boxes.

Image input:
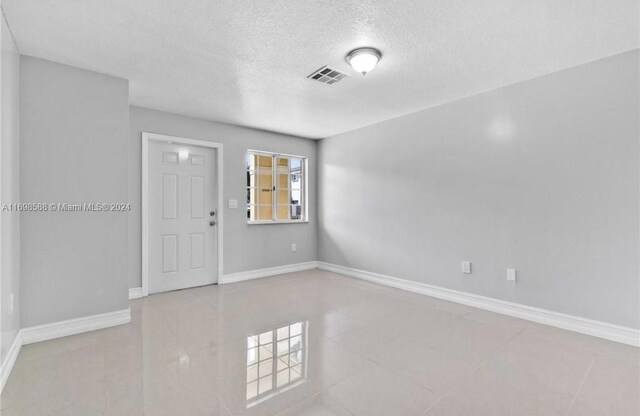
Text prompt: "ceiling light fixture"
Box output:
[[346, 47, 382, 76]]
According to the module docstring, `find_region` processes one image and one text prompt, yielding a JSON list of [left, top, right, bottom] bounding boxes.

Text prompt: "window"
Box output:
[[246, 321, 308, 407], [246, 151, 307, 223]]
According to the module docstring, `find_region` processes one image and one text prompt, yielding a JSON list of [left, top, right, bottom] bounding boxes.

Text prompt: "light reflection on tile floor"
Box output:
[[1, 269, 638, 415]]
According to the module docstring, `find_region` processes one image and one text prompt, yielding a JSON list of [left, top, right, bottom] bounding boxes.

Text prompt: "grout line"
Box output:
[[424, 396, 444, 413], [214, 390, 234, 416], [275, 392, 356, 416], [328, 396, 357, 416], [426, 343, 499, 401], [344, 352, 445, 405], [517, 327, 606, 358], [102, 349, 112, 416], [564, 357, 595, 416], [505, 326, 527, 347]]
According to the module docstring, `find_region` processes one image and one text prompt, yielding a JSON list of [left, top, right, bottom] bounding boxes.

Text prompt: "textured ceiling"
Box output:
[[4, 0, 639, 139]]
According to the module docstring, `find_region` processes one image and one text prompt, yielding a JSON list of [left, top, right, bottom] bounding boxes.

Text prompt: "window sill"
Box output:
[[247, 220, 309, 225]]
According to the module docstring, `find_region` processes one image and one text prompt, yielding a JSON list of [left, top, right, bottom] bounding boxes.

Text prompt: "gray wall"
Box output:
[[128, 106, 318, 288], [9, 50, 638, 331], [20, 56, 130, 327], [318, 50, 639, 329], [1, 15, 21, 362]]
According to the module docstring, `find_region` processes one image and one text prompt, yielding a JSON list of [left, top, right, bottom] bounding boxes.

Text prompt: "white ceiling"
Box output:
[[4, 0, 638, 139]]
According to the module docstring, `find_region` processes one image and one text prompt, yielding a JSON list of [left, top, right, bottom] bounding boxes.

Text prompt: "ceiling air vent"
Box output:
[[307, 66, 349, 85]]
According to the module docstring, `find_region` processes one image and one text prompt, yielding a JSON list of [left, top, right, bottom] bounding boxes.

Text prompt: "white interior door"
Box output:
[[148, 141, 218, 293]]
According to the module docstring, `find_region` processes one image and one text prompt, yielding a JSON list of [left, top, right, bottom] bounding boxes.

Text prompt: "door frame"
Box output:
[[141, 132, 224, 296]]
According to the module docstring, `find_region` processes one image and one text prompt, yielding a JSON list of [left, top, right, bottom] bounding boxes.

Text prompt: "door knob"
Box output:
[[210, 210, 216, 216], [209, 220, 216, 226]]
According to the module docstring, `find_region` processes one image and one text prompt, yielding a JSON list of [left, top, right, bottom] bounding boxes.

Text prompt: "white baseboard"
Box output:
[[20, 308, 131, 345], [1, 331, 22, 392], [0, 308, 131, 394], [317, 262, 640, 347], [221, 261, 319, 284], [129, 287, 144, 299]]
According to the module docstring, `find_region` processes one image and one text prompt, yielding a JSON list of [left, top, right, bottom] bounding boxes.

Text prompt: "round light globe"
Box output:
[[346, 47, 382, 76]]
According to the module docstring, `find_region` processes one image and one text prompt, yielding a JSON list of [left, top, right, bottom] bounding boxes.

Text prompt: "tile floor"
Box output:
[[1, 269, 638, 415]]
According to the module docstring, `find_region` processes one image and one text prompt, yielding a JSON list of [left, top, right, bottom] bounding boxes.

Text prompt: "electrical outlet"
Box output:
[[461, 261, 472, 274], [228, 199, 238, 209], [291, 243, 297, 252], [8, 294, 14, 315], [507, 268, 517, 282]]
